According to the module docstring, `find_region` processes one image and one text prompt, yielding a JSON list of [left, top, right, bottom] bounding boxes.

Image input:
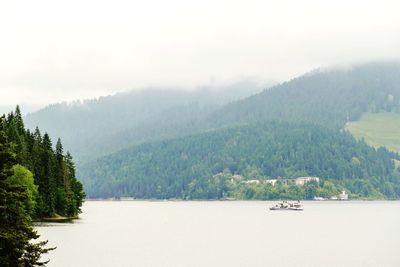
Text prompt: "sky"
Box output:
[[1, 0, 400, 111]]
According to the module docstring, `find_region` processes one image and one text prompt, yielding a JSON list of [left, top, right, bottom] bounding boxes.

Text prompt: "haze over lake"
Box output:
[[36, 201, 400, 267]]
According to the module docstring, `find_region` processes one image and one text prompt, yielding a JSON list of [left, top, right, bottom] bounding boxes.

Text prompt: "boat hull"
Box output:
[[269, 207, 303, 211]]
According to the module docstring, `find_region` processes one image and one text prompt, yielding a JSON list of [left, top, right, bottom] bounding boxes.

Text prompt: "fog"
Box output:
[[1, 0, 400, 106]]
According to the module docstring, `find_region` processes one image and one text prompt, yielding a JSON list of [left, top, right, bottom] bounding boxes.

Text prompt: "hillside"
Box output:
[[25, 62, 400, 199], [207, 62, 400, 129], [79, 121, 400, 199], [345, 112, 400, 153], [24, 82, 265, 163], [25, 62, 400, 165]]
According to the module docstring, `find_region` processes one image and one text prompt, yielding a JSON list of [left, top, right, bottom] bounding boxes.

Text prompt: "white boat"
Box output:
[[269, 201, 303, 211]]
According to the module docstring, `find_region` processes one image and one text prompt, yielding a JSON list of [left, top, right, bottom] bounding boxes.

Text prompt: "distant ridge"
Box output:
[[25, 81, 266, 163]]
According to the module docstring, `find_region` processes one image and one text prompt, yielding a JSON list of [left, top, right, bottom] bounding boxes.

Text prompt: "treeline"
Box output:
[[1, 106, 85, 265], [0, 109, 54, 266], [200, 173, 395, 201], [210, 62, 400, 129], [2, 106, 85, 218], [80, 121, 400, 199], [23, 62, 400, 169]]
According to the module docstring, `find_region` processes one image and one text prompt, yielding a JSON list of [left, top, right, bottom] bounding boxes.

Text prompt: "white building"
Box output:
[[295, 176, 320, 186], [230, 175, 244, 183], [244, 179, 260, 185], [265, 179, 277, 186], [339, 190, 349, 200]]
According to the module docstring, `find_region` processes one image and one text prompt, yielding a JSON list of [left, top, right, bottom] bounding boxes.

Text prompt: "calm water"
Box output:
[[36, 201, 400, 267]]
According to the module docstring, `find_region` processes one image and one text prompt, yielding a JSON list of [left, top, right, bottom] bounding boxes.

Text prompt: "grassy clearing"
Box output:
[[345, 112, 400, 153], [395, 159, 400, 169]]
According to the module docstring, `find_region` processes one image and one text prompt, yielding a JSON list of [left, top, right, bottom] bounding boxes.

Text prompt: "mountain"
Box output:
[[79, 121, 400, 199], [77, 62, 400, 199], [25, 62, 400, 199], [206, 62, 400, 129], [24, 81, 266, 163], [25, 62, 400, 165]]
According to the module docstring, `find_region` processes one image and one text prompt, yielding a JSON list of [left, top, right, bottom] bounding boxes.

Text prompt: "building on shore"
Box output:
[[244, 179, 261, 185], [295, 176, 320, 186], [265, 179, 277, 186], [230, 174, 244, 183], [339, 190, 349, 200]]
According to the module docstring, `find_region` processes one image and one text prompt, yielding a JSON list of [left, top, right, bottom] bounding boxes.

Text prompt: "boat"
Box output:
[[269, 200, 303, 211]]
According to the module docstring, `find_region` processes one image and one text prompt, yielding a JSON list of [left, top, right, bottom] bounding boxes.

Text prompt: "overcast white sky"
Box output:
[[1, 0, 400, 109]]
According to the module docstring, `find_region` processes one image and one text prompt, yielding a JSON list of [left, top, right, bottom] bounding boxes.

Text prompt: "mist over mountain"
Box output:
[[206, 62, 400, 129], [25, 81, 267, 162], [3, 1, 400, 265]]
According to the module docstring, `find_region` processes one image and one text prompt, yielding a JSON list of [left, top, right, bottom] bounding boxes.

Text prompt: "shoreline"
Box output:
[[37, 215, 79, 223], [84, 198, 399, 202]]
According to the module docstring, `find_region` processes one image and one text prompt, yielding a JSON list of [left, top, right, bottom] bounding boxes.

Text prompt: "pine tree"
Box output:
[[37, 133, 56, 216], [54, 138, 67, 214], [65, 152, 85, 215]]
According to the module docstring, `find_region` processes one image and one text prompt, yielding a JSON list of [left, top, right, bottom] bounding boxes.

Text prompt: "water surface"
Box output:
[[36, 201, 400, 267]]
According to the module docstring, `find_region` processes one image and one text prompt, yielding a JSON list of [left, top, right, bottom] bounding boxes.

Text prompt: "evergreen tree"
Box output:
[[65, 152, 85, 215], [54, 138, 66, 214]]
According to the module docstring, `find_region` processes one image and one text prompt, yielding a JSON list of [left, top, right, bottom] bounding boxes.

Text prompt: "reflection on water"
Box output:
[[36, 201, 400, 267], [33, 222, 76, 227]]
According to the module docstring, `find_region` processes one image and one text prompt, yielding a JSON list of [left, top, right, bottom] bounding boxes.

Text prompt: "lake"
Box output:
[[36, 201, 400, 267]]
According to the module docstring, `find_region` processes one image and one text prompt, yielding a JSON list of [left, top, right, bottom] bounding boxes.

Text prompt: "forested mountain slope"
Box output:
[[79, 121, 400, 199], [208, 62, 400, 129], [26, 62, 400, 199], [25, 62, 400, 165], [25, 82, 265, 162]]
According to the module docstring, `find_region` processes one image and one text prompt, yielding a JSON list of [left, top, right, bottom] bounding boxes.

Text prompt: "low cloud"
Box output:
[[1, 0, 400, 106]]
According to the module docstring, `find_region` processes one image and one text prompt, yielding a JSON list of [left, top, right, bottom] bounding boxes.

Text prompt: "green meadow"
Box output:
[[345, 112, 400, 153]]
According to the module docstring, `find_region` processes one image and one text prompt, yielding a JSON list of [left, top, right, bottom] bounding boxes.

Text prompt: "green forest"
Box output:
[[25, 63, 400, 166], [0, 107, 85, 265], [22, 62, 400, 201], [209, 62, 400, 129], [80, 121, 400, 200]]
